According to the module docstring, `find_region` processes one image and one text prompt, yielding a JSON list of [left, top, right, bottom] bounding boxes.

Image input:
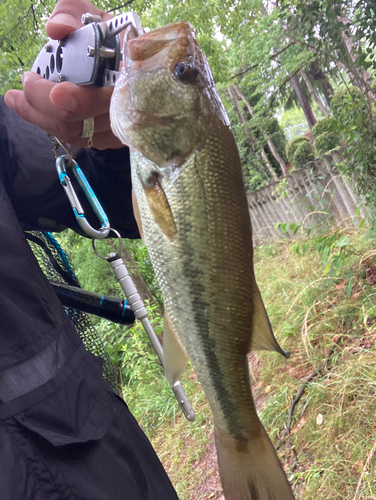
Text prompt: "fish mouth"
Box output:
[[127, 22, 197, 64], [122, 21, 201, 125], [111, 21, 205, 166]]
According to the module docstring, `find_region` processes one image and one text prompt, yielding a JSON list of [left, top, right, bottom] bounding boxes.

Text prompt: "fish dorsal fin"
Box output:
[[163, 311, 189, 385], [250, 282, 289, 358]]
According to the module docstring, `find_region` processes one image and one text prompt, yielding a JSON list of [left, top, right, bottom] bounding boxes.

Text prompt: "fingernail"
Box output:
[[4, 93, 15, 110], [47, 13, 80, 30], [21, 71, 32, 86]]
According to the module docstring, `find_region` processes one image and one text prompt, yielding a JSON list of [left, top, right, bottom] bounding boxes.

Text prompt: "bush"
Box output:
[[292, 140, 315, 169], [312, 116, 335, 139], [315, 132, 340, 155], [330, 86, 376, 209], [266, 117, 288, 164], [286, 136, 310, 163], [331, 86, 367, 119]]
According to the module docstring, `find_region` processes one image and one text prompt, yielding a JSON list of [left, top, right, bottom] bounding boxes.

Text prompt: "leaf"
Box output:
[[335, 236, 350, 248], [346, 267, 354, 297]]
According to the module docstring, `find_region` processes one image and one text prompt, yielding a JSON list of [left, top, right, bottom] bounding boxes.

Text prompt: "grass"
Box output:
[[253, 226, 376, 499], [145, 225, 376, 499], [64, 223, 376, 499]]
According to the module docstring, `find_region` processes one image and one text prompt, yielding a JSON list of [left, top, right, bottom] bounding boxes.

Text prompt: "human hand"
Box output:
[[4, 0, 124, 150]]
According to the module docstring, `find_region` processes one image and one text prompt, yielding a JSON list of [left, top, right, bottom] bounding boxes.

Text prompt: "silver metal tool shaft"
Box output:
[[108, 254, 196, 422]]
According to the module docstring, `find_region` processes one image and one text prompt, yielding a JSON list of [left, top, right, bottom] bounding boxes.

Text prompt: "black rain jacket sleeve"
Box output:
[[0, 95, 140, 239], [0, 94, 139, 369]]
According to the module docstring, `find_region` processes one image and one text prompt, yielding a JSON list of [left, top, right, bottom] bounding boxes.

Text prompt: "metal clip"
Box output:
[[56, 155, 110, 239], [50, 136, 73, 164]]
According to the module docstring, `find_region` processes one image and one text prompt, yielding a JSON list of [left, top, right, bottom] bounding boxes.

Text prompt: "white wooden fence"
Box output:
[[247, 151, 368, 244]]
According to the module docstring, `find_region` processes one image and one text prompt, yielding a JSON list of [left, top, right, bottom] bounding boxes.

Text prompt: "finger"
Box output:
[[4, 87, 117, 144], [16, 72, 113, 123], [11, 73, 72, 122], [46, 0, 109, 40], [5, 89, 82, 143], [50, 81, 113, 119]]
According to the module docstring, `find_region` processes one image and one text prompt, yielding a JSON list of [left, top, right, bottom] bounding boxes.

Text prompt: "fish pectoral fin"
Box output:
[[139, 171, 176, 241], [163, 311, 189, 385], [250, 283, 290, 358]]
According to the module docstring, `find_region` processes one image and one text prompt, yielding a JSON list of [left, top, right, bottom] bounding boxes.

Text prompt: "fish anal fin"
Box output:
[[139, 171, 176, 241], [163, 311, 189, 385], [250, 283, 289, 358]]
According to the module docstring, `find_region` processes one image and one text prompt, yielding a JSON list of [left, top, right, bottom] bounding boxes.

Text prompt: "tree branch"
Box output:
[[107, 0, 137, 14], [230, 42, 296, 80], [0, 8, 33, 49], [268, 63, 305, 108], [231, 63, 260, 80]]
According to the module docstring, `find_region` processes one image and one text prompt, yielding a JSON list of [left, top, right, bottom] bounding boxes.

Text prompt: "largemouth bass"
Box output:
[[110, 21, 295, 500]]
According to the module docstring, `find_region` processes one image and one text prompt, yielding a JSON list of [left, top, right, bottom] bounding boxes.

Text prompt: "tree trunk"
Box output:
[[332, 6, 375, 100], [233, 84, 288, 176], [308, 62, 335, 106], [290, 74, 317, 130], [300, 71, 330, 117], [227, 87, 278, 181]]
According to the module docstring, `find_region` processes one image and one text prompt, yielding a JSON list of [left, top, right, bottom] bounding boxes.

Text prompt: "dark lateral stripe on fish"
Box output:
[[178, 183, 248, 443]]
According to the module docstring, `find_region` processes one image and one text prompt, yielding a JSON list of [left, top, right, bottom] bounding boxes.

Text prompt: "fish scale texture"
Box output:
[[132, 122, 257, 434]]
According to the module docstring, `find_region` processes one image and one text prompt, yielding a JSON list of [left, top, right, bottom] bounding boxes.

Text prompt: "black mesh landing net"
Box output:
[[26, 231, 119, 393]]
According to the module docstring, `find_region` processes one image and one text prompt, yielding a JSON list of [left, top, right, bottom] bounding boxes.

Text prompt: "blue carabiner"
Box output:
[[56, 155, 110, 239]]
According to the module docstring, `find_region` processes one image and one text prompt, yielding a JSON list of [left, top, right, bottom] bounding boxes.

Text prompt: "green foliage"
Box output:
[[280, 106, 308, 131], [254, 224, 376, 500], [311, 117, 335, 139], [294, 230, 354, 290], [286, 136, 310, 164], [265, 117, 289, 167], [314, 132, 340, 155], [331, 86, 368, 120], [275, 221, 302, 236], [292, 140, 316, 169], [312, 116, 340, 155], [272, 177, 290, 201], [220, 89, 270, 190], [328, 85, 376, 210], [126, 239, 163, 305], [56, 230, 123, 296]]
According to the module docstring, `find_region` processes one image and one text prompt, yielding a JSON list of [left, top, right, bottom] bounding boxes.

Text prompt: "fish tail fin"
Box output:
[[214, 426, 295, 500]]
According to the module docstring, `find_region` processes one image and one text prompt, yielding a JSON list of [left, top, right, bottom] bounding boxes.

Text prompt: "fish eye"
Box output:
[[172, 61, 198, 84]]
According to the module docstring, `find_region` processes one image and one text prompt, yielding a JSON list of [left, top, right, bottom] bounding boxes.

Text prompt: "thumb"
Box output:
[[45, 0, 107, 40], [46, 13, 81, 40]]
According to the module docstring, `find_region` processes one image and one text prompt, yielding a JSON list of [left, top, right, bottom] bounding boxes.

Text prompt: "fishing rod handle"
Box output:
[[51, 282, 135, 325]]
